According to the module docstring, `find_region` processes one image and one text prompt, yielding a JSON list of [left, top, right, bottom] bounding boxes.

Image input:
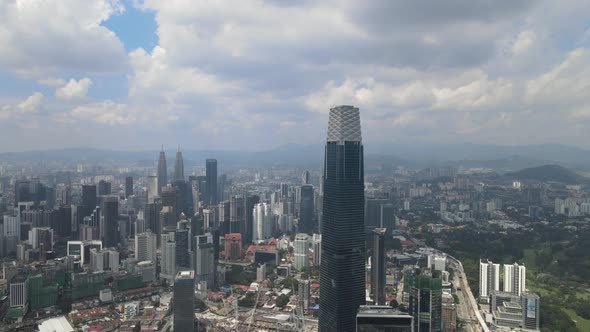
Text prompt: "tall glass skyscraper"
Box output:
[[157, 145, 168, 195], [319, 105, 365, 332], [206, 159, 218, 206], [173, 271, 195, 331], [174, 146, 184, 181], [299, 184, 314, 234]]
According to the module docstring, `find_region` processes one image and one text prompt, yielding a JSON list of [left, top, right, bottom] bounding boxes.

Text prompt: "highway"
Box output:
[[447, 254, 490, 332], [402, 232, 489, 332]]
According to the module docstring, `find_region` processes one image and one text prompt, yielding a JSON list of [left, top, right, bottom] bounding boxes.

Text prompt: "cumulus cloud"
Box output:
[[3, 0, 590, 150], [67, 101, 135, 125], [37, 77, 66, 87], [17, 92, 44, 113], [0, 0, 127, 76], [55, 78, 93, 100]]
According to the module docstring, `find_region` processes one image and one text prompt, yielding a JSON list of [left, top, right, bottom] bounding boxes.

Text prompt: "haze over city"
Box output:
[[1, 1, 590, 332], [1, 0, 590, 151]]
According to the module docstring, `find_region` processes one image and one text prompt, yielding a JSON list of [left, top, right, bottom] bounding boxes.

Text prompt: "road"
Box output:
[[402, 232, 489, 332], [447, 254, 490, 332], [161, 316, 172, 332]]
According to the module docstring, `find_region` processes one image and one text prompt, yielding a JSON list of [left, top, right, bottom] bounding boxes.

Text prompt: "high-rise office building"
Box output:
[[244, 195, 260, 246], [218, 200, 230, 235], [301, 170, 311, 185], [252, 202, 272, 243], [224, 233, 242, 261], [98, 180, 111, 196], [229, 195, 244, 234], [409, 274, 443, 332], [319, 105, 366, 332], [294, 233, 310, 270], [147, 175, 159, 204], [312, 233, 322, 266], [371, 228, 387, 305], [173, 271, 195, 332], [157, 146, 168, 195], [82, 184, 97, 217], [356, 305, 413, 332], [196, 176, 207, 203], [299, 185, 314, 234], [480, 259, 500, 299], [218, 174, 227, 202], [125, 177, 133, 198], [145, 202, 161, 246], [194, 234, 215, 287], [56, 205, 72, 237], [101, 196, 119, 248], [29, 227, 54, 252], [206, 159, 218, 206], [161, 186, 178, 218], [161, 233, 176, 281], [175, 229, 190, 269], [135, 230, 157, 262], [174, 146, 185, 181]]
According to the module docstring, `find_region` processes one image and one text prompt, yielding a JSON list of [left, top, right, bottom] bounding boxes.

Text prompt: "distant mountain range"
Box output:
[[1, 143, 590, 170], [504, 164, 590, 184]]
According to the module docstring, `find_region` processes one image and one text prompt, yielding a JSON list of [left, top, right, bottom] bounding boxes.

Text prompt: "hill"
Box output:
[[507, 164, 588, 183]]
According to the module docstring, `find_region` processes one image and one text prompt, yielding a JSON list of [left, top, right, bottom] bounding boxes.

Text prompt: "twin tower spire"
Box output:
[[156, 145, 184, 195]]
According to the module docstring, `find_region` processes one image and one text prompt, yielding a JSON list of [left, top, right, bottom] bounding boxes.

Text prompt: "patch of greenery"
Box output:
[[276, 294, 289, 308]]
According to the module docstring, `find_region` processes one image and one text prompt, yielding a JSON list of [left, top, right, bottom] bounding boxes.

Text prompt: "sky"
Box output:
[[0, 0, 590, 152]]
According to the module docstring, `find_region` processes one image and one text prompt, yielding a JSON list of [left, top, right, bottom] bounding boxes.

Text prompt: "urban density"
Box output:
[[1, 1, 590, 332], [2, 103, 589, 332]]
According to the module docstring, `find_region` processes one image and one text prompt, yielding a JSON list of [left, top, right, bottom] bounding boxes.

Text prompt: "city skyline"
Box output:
[[1, 1, 590, 151]]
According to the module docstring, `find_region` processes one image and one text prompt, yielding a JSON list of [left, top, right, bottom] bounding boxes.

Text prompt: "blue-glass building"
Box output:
[[319, 105, 366, 332]]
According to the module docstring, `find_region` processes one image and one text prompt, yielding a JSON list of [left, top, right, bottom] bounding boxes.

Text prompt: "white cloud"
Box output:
[[37, 77, 66, 87], [511, 30, 536, 55], [55, 78, 93, 100], [68, 101, 135, 125], [17, 92, 44, 113], [0, 0, 126, 76], [4, 1, 590, 150]]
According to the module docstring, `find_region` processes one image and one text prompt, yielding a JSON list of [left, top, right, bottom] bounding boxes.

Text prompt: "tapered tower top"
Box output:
[[327, 105, 362, 144]]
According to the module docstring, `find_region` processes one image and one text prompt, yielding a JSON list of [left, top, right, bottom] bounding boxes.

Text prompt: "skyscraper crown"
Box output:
[[327, 105, 362, 143]]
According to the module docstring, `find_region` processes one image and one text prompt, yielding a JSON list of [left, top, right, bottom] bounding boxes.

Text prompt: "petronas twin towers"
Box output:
[[156, 145, 185, 194]]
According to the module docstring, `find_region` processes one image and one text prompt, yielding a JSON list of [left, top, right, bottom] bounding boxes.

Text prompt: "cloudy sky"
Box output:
[[0, 0, 589, 152]]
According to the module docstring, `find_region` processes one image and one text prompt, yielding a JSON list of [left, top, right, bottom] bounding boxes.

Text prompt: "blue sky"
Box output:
[[1, 0, 590, 152]]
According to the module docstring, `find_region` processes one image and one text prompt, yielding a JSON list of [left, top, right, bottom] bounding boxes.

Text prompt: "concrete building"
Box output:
[[409, 273, 442, 332], [29, 227, 54, 252], [356, 305, 413, 331], [194, 234, 215, 287], [135, 230, 157, 262], [503, 263, 526, 296], [490, 291, 540, 331], [161, 232, 176, 282], [479, 259, 500, 300], [312, 233, 321, 266], [371, 228, 386, 305], [173, 271, 195, 332], [442, 303, 457, 332], [252, 202, 272, 243], [224, 233, 242, 261], [294, 233, 310, 271], [10, 275, 29, 310]]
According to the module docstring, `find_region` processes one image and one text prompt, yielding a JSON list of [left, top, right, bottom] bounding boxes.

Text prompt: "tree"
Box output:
[[238, 293, 256, 308], [195, 298, 208, 312], [276, 294, 289, 308]]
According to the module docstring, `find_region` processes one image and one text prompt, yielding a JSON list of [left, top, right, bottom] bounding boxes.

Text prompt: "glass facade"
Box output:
[[319, 106, 366, 332]]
